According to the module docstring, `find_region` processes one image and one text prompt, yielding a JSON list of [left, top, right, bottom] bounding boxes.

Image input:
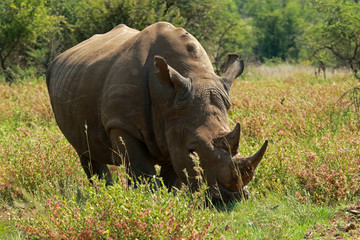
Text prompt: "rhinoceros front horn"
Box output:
[[244, 140, 268, 169], [154, 55, 193, 105]]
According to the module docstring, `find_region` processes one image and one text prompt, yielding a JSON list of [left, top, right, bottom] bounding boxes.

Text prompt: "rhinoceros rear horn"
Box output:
[[221, 53, 244, 93], [154, 55, 193, 105], [225, 123, 241, 155]]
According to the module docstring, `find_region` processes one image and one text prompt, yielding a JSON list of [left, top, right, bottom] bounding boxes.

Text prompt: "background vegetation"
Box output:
[[0, 0, 359, 82]]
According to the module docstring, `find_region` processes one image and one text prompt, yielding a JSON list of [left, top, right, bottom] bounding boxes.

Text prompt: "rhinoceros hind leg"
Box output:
[[80, 154, 114, 186]]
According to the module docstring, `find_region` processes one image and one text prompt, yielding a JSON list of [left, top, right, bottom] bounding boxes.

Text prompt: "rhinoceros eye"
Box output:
[[220, 140, 238, 156], [231, 149, 239, 156], [188, 149, 195, 155], [187, 142, 197, 156]]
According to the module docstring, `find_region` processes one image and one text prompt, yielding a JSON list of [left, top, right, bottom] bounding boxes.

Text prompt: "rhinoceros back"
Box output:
[[47, 24, 139, 159]]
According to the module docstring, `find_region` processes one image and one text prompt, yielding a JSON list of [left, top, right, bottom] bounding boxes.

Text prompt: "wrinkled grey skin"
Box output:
[[46, 22, 268, 203]]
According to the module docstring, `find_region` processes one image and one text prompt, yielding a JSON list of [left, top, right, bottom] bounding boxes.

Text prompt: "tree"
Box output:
[[235, 0, 305, 62], [0, 0, 60, 82], [306, 0, 360, 79], [305, 0, 360, 114]]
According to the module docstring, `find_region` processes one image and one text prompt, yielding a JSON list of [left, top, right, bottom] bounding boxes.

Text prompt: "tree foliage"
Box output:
[[1, 0, 360, 82], [0, 0, 61, 82], [235, 0, 306, 62], [306, 0, 360, 79], [47, 0, 249, 73]]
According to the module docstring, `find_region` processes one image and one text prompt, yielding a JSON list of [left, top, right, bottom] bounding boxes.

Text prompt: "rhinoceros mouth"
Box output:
[[209, 183, 248, 203]]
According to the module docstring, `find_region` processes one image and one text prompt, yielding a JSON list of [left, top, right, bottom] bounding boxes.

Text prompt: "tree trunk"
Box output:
[[0, 56, 14, 83]]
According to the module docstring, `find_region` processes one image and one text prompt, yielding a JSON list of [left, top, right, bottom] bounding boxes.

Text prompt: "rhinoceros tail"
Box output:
[[46, 62, 54, 91]]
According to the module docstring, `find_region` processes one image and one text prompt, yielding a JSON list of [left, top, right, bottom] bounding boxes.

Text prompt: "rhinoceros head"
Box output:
[[154, 54, 267, 203]]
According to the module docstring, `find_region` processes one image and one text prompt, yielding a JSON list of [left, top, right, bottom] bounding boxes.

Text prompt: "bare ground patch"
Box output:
[[306, 201, 360, 239]]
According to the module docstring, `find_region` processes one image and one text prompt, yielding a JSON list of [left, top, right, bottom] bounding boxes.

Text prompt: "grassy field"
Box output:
[[1, 65, 359, 239]]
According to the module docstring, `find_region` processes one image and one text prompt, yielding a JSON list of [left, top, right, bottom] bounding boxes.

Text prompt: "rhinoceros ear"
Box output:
[[154, 55, 193, 106], [221, 53, 244, 93]]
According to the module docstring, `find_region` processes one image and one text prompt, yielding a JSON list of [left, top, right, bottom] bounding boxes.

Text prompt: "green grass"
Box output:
[[215, 193, 334, 239], [1, 65, 359, 239]]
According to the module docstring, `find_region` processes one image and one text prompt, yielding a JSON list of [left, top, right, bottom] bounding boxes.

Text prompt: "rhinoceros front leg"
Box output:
[[160, 164, 182, 190], [109, 129, 157, 181], [79, 154, 114, 186]]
